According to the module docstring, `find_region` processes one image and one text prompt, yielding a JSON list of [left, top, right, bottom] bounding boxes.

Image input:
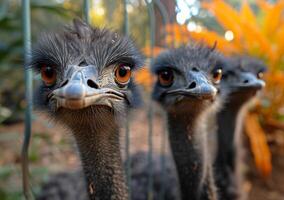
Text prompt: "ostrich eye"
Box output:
[[212, 68, 222, 84], [115, 64, 132, 86], [158, 69, 174, 87], [41, 65, 57, 86], [257, 71, 264, 79]]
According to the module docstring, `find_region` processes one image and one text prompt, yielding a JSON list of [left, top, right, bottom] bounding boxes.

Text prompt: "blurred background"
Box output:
[[1, 0, 284, 199]]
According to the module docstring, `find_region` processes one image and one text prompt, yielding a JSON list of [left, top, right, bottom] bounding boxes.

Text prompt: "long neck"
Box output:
[[70, 118, 128, 200], [167, 111, 207, 200], [214, 100, 249, 200], [216, 102, 245, 170]]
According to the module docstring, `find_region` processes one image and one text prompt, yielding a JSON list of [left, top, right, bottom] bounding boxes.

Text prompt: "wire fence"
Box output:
[[21, 0, 172, 199], [22, 0, 32, 199]]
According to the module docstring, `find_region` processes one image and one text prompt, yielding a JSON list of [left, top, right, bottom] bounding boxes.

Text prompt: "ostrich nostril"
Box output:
[[188, 82, 197, 89], [243, 79, 249, 84], [79, 60, 87, 66], [87, 79, 99, 89], [192, 67, 199, 72]]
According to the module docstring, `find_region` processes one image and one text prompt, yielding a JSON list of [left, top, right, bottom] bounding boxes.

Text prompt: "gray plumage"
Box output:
[[32, 19, 144, 200], [151, 43, 222, 200], [37, 152, 180, 200], [213, 55, 267, 200]]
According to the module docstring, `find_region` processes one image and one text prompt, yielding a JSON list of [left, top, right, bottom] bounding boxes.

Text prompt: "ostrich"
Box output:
[[150, 43, 223, 200], [34, 19, 179, 200], [213, 56, 267, 200], [36, 43, 230, 200], [31, 19, 144, 200]]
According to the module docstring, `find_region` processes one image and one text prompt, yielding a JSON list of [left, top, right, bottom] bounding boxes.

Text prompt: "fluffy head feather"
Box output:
[[151, 43, 218, 75], [31, 19, 144, 126], [31, 19, 143, 73], [151, 43, 221, 113]]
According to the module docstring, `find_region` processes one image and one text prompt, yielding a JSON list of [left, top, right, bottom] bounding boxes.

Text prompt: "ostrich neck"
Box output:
[[167, 111, 207, 200], [216, 103, 245, 169], [69, 118, 128, 200]]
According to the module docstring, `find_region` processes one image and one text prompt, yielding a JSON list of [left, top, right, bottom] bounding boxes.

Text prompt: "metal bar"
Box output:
[[21, 0, 33, 199], [154, 0, 169, 27], [159, 113, 168, 200], [122, 0, 131, 198], [84, 0, 90, 24], [153, 1, 169, 199], [123, 0, 129, 35], [145, 1, 155, 199], [172, 0, 178, 48]]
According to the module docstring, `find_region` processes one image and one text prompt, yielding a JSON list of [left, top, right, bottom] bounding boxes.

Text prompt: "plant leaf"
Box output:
[[245, 113, 272, 178]]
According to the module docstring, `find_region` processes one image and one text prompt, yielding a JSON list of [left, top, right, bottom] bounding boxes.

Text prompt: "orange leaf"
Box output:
[[256, 0, 272, 11], [262, 1, 284, 38], [202, 0, 242, 43], [274, 23, 284, 58], [189, 29, 240, 55], [241, 0, 257, 26], [240, 22, 274, 59], [245, 113, 272, 178]]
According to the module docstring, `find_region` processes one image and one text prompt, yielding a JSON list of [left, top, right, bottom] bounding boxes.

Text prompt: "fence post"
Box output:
[[21, 0, 33, 199], [123, 0, 129, 35], [153, 1, 170, 199], [84, 0, 90, 24], [122, 0, 131, 198], [145, 1, 155, 199]]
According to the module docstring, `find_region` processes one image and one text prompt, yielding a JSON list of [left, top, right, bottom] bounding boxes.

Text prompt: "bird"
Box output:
[[33, 19, 180, 200], [35, 44, 225, 200], [31, 18, 144, 200], [213, 56, 267, 200], [150, 43, 223, 200]]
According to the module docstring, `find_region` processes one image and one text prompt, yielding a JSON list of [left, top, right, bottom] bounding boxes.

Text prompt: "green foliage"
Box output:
[[0, 165, 22, 200], [0, 165, 50, 200], [97, 0, 149, 47], [0, 0, 80, 124]]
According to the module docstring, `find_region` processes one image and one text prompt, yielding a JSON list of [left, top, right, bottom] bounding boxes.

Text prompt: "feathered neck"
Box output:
[[166, 101, 217, 200], [68, 113, 128, 200]]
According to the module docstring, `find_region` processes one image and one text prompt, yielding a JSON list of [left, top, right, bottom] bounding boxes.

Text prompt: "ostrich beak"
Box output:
[[234, 72, 265, 90], [51, 65, 125, 110], [165, 73, 217, 100]]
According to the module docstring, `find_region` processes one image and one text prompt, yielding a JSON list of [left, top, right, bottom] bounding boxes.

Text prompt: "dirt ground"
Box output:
[[0, 107, 283, 200]]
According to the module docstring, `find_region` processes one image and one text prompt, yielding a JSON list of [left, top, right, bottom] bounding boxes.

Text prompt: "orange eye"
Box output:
[[41, 65, 57, 86], [212, 68, 222, 84], [115, 65, 132, 85], [158, 69, 174, 87]]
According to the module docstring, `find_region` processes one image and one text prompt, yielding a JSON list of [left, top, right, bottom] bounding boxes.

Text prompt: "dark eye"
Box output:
[[41, 65, 57, 86], [115, 64, 132, 85], [158, 69, 174, 87], [257, 71, 264, 79], [212, 68, 222, 84]]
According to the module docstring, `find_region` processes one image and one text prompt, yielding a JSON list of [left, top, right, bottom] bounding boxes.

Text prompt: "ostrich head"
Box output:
[[219, 56, 267, 109], [151, 43, 222, 116], [31, 19, 143, 127]]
